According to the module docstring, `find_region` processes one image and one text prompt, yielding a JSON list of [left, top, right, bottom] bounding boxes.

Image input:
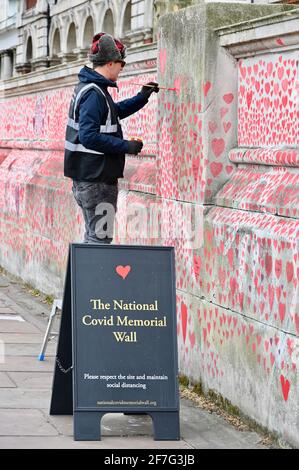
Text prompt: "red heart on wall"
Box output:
[[223, 122, 232, 133], [240, 64, 246, 79], [203, 81, 211, 97], [246, 91, 253, 109], [210, 162, 223, 177], [220, 107, 229, 118], [209, 121, 217, 133], [265, 254, 272, 277], [181, 302, 188, 343], [280, 375, 290, 401], [211, 138, 225, 158], [279, 303, 286, 323], [223, 93, 234, 104], [286, 261, 294, 283], [115, 265, 131, 279]]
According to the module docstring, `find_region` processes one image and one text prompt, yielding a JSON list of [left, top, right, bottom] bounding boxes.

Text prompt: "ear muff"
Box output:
[[90, 33, 106, 54], [114, 39, 126, 59]]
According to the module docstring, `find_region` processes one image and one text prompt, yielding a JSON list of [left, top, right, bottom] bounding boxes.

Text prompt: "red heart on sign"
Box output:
[[116, 265, 131, 279]]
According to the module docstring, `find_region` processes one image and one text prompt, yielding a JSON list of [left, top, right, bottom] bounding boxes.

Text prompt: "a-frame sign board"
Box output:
[[50, 244, 180, 441]]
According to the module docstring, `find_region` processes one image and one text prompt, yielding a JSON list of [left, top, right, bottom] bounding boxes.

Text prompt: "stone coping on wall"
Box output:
[[215, 7, 299, 36], [215, 165, 299, 218], [229, 148, 299, 167], [216, 8, 299, 58]]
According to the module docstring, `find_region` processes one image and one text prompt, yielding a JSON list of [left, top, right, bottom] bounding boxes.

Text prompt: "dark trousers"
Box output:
[[72, 181, 118, 244]]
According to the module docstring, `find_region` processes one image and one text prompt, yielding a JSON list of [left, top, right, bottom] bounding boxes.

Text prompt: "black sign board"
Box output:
[[50, 244, 180, 441]]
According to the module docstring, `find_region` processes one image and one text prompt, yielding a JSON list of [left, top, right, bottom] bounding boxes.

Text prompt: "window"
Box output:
[[103, 9, 114, 36], [83, 17, 94, 48], [123, 1, 132, 34], [26, 0, 37, 9], [26, 36, 33, 63], [66, 23, 77, 52], [52, 28, 61, 56]]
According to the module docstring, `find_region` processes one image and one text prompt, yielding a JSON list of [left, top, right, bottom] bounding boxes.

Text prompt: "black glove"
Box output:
[[127, 140, 143, 155], [140, 82, 159, 99]]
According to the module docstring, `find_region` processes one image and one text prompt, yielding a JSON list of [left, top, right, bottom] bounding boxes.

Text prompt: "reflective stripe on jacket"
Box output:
[[64, 66, 148, 183]]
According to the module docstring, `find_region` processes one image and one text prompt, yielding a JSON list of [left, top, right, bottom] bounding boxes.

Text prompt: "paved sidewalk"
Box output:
[[0, 271, 271, 449]]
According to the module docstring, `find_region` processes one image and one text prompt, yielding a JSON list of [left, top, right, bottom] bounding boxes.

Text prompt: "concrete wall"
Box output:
[[154, 3, 299, 447], [113, 2, 299, 446]]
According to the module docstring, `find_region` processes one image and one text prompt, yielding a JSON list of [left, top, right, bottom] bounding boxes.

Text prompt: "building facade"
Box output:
[[1, 0, 297, 80], [0, 0, 18, 79], [1, 0, 197, 78]]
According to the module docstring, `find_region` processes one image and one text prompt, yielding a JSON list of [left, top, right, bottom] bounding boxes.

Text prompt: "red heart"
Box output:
[[189, 331, 195, 349], [230, 277, 237, 295], [193, 254, 201, 281], [278, 66, 284, 80], [282, 96, 288, 108], [239, 292, 244, 309], [209, 121, 217, 133], [211, 138, 225, 158], [286, 261, 294, 283], [220, 107, 229, 119], [275, 259, 282, 279], [267, 62, 273, 75], [203, 81, 211, 97], [210, 162, 223, 177], [115, 265, 131, 279], [276, 287, 281, 302], [227, 248, 234, 268], [282, 79, 288, 92], [192, 157, 200, 181], [265, 254, 272, 277], [240, 64, 246, 79], [280, 375, 290, 401], [279, 303, 286, 323], [223, 93, 234, 104], [223, 122, 232, 133], [246, 91, 253, 109], [270, 353, 275, 366], [181, 302, 188, 343]]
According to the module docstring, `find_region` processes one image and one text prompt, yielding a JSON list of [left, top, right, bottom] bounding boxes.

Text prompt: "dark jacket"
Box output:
[[64, 66, 148, 183]]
